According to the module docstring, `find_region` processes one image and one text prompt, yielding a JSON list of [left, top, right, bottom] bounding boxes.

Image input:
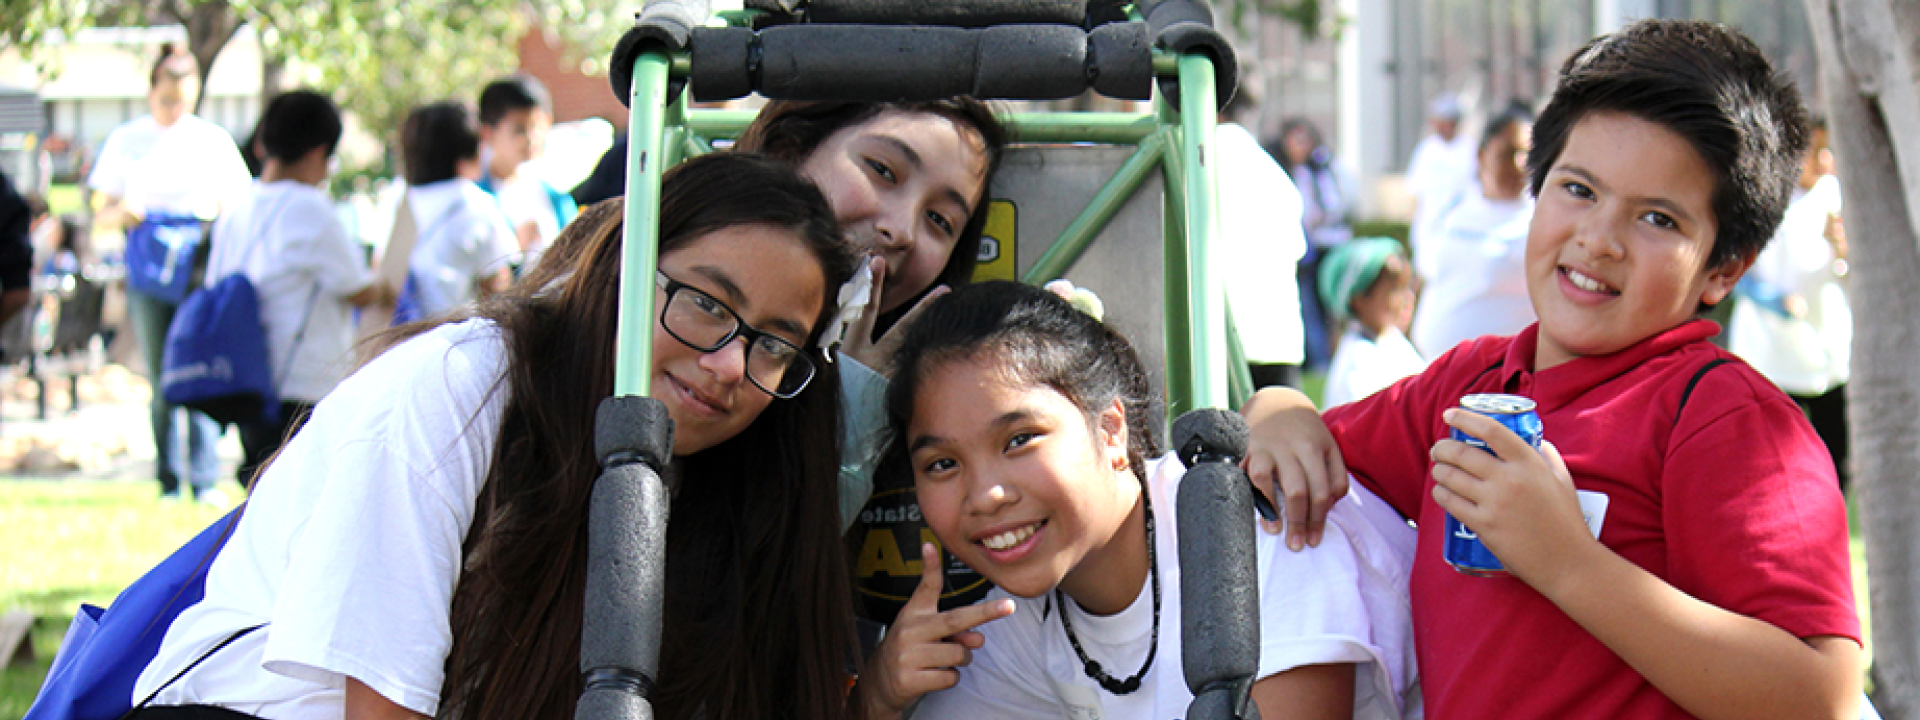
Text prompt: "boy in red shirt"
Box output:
[[1243, 19, 1861, 719]]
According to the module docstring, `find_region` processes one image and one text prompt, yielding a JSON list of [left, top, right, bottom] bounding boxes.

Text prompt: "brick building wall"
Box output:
[[517, 27, 628, 129]]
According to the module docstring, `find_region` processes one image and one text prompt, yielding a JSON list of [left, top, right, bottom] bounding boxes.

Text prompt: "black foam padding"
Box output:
[[1177, 461, 1261, 690], [1142, 0, 1213, 34], [1154, 22, 1238, 111], [1184, 688, 1237, 720], [805, 0, 1087, 27], [1088, 22, 1153, 100], [574, 686, 654, 720], [689, 26, 755, 102], [760, 25, 976, 101], [1170, 408, 1250, 467], [595, 395, 674, 469], [610, 1, 711, 107], [579, 463, 672, 683], [975, 25, 1089, 99]]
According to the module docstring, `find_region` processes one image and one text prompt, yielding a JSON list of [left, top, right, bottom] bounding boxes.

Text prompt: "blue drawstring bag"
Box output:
[[25, 508, 245, 720], [389, 272, 425, 327], [123, 214, 205, 304], [160, 274, 275, 425]]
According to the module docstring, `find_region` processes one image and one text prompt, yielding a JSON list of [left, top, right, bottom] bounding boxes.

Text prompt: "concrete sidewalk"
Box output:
[[0, 364, 246, 487]]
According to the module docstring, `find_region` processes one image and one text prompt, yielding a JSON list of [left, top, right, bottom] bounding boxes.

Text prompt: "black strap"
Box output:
[[124, 623, 266, 720], [1675, 359, 1733, 429]]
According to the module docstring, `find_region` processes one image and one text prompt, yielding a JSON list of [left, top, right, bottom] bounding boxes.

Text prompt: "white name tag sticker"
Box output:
[[1576, 490, 1609, 539]]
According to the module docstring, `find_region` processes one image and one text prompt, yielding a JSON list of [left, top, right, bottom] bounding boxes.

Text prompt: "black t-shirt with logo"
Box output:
[[851, 454, 994, 624]]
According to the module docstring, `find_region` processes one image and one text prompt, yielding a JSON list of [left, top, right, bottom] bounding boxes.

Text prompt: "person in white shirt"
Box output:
[[87, 44, 251, 503], [393, 102, 518, 321], [1405, 93, 1478, 285], [862, 282, 1417, 720], [1408, 106, 1536, 358], [1729, 119, 1851, 486], [205, 90, 395, 487], [476, 75, 577, 268], [1217, 95, 1308, 389], [134, 154, 866, 720], [1318, 238, 1426, 408]]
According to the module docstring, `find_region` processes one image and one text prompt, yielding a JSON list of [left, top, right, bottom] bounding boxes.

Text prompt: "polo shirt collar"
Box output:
[[1496, 320, 1721, 412]]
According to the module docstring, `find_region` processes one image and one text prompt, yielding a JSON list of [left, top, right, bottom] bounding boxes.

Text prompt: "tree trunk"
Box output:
[[1803, 0, 1920, 715], [171, 0, 241, 115]]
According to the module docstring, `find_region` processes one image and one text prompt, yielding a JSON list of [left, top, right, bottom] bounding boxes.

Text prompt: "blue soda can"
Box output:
[[1442, 393, 1545, 576]]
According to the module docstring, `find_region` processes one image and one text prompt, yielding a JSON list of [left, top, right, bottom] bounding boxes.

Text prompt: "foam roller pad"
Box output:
[[1155, 21, 1238, 110], [976, 25, 1088, 99], [595, 395, 674, 470], [1176, 462, 1261, 689], [610, 0, 711, 106], [580, 463, 672, 679], [689, 26, 755, 101], [1089, 22, 1153, 99], [760, 26, 975, 101], [574, 680, 656, 720], [1169, 408, 1250, 466], [806, 0, 1087, 27]]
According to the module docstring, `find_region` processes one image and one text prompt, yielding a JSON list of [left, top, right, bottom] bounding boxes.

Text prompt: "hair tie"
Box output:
[[1044, 279, 1105, 322]]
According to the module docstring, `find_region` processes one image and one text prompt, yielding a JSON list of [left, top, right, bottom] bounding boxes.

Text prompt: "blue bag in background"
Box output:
[[123, 214, 205, 304], [160, 274, 275, 426]]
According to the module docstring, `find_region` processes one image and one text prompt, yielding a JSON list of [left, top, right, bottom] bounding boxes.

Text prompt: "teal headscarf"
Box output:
[[1317, 237, 1407, 324]]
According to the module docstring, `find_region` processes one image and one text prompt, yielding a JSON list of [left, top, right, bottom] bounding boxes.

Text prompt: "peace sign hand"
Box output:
[[859, 543, 1015, 720]]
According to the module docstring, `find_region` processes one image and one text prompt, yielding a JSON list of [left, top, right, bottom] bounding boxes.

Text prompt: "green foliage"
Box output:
[[0, 480, 224, 720]]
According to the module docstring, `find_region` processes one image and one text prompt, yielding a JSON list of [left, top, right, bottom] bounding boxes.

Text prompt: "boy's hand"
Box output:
[[861, 543, 1014, 720], [841, 257, 949, 379], [1240, 387, 1348, 551], [1429, 409, 1594, 586]]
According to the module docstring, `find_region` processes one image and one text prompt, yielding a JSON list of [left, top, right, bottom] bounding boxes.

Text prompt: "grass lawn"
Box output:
[[0, 480, 223, 720]]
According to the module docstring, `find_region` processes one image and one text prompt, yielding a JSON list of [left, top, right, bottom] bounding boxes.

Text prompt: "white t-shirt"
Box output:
[[1729, 178, 1851, 395], [911, 454, 1418, 720], [1408, 190, 1534, 358], [134, 320, 512, 720], [405, 180, 518, 317], [1217, 123, 1307, 366], [87, 114, 251, 217], [489, 173, 563, 264], [205, 181, 373, 403], [1405, 132, 1477, 281], [1323, 325, 1428, 408]]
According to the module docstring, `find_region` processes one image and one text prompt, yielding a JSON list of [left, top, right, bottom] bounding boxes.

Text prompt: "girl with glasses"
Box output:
[[132, 153, 862, 720]]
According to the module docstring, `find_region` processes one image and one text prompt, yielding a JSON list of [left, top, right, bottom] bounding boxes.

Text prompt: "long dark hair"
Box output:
[[884, 281, 1161, 483], [736, 98, 1007, 332], [410, 153, 859, 720]]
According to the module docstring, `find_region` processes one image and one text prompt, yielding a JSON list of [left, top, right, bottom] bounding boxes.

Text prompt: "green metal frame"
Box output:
[[617, 45, 1252, 413]]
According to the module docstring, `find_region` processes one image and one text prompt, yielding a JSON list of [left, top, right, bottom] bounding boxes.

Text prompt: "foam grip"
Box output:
[[1170, 408, 1250, 467], [574, 686, 654, 720], [689, 26, 755, 102], [1177, 461, 1261, 691], [610, 0, 712, 106], [595, 395, 673, 472], [759, 25, 974, 101], [579, 463, 672, 693], [975, 25, 1089, 99], [1088, 22, 1153, 100], [804, 0, 1088, 27], [1141, 0, 1214, 34]]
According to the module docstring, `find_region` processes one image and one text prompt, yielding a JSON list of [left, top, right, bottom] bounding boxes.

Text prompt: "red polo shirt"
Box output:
[[1325, 321, 1857, 719]]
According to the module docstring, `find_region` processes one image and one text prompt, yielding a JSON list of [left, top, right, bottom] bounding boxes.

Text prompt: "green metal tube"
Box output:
[[1158, 124, 1194, 416], [684, 109, 1159, 144], [616, 50, 674, 398], [1022, 133, 1165, 283], [1175, 53, 1224, 411], [1224, 304, 1255, 411]]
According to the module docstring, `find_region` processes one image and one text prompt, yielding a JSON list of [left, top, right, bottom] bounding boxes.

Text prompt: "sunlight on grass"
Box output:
[[0, 481, 222, 720]]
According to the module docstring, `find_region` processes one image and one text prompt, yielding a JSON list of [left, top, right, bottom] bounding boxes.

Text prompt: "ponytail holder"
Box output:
[[819, 258, 876, 358], [1044, 279, 1105, 322]]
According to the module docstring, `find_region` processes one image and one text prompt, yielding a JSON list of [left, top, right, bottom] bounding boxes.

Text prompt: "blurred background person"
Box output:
[[1406, 92, 1478, 284], [1409, 105, 1535, 358], [1274, 117, 1353, 371], [1319, 237, 1424, 407], [1219, 94, 1307, 390], [477, 75, 576, 270], [394, 102, 518, 322], [86, 44, 250, 503], [1729, 118, 1851, 488]]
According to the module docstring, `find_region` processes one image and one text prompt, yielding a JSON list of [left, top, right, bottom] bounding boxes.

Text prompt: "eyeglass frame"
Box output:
[[653, 271, 818, 399]]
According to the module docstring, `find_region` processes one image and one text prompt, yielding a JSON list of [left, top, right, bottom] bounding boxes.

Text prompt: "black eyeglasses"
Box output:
[[654, 272, 816, 398]]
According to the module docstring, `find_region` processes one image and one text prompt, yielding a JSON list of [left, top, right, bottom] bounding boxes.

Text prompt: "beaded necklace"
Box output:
[[1054, 491, 1159, 695]]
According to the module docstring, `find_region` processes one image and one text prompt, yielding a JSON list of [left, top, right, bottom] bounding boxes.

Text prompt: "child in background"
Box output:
[[396, 102, 518, 320], [1318, 237, 1424, 407], [477, 75, 577, 268], [206, 90, 394, 487], [1243, 19, 1861, 720], [860, 281, 1416, 720]]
